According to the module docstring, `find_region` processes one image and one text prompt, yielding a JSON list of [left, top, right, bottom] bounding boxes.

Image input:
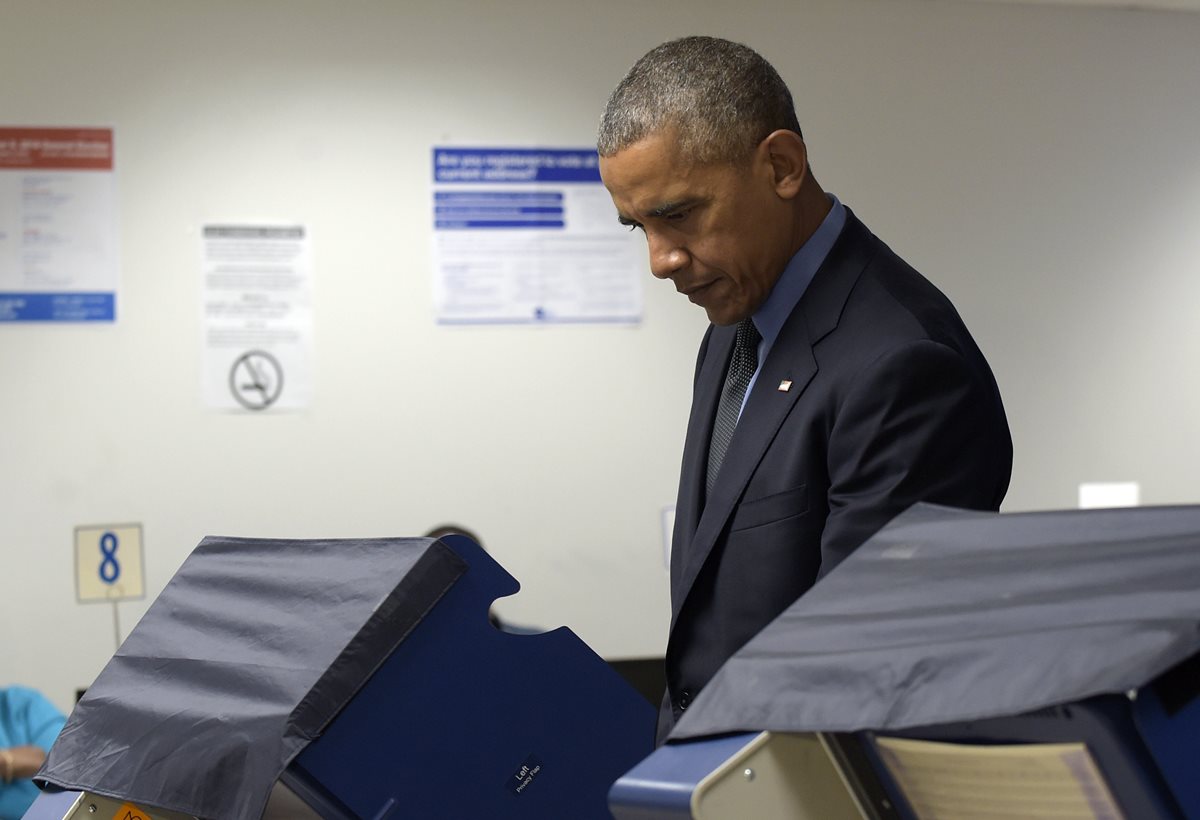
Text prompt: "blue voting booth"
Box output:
[[26, 533, 655, 820], [280, 535, 656, 819], [609, 504, 1200, 820]]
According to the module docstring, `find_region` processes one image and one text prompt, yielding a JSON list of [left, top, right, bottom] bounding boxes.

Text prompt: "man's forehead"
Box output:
[[605, 178, 700, 214], [600, 141, 710, 213]]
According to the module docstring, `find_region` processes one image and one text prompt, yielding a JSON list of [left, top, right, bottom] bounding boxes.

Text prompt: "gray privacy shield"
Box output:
[[37, 536, 465, 820], [670, 503, 1200, 740]]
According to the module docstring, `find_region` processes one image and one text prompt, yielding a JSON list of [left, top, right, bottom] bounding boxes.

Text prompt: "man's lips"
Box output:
[[679, 280, 717, 301]]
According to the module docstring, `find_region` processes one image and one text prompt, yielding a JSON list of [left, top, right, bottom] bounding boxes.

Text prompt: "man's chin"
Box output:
[[702, 304, 750, 326]]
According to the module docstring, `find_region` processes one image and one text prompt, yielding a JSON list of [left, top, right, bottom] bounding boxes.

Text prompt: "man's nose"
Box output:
[[647, 232, 687, 280]]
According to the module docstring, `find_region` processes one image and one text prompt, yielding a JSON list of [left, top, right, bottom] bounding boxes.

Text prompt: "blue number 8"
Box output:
[[99, 531, 121, 584]]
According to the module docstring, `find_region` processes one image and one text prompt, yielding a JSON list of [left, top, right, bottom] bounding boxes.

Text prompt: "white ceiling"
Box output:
[[956, 0, 1200, 11]]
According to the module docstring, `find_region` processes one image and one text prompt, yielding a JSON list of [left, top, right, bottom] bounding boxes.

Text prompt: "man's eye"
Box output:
[[665, 209, 689, 222]]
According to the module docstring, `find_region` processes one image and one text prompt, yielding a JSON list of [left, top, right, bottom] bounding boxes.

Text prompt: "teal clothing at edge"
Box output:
[[1, 687, 66, 820]]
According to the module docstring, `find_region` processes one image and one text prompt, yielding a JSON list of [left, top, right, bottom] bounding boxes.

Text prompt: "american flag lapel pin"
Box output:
[[778, 379, 793, 392]]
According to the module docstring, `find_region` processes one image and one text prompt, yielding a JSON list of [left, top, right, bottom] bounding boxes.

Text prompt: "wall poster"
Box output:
[[0, 127, 118, 322], [432, 147, 642, 324]]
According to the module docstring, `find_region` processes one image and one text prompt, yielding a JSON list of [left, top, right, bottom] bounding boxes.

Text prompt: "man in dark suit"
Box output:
[[597, 36, 1013, 742]]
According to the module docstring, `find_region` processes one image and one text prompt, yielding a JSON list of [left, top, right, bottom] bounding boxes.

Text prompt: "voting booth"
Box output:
[[609, 504, 1200, 819], [25, 533, 656, 819]]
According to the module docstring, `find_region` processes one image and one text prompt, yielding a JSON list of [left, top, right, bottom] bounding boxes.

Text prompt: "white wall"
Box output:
[[2, 0, 1199, 713]]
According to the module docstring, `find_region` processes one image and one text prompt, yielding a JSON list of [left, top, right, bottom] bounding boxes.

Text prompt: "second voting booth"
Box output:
[[609, 504, 1200, 819]]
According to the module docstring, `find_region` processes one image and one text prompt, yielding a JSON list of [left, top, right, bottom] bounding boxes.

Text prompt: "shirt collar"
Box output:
[[752, 194, 846, 348]]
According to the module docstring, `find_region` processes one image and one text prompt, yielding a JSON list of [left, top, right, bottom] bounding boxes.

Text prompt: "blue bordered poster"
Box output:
[[0, 128, 119, 322], [431, 147, 642, 324]]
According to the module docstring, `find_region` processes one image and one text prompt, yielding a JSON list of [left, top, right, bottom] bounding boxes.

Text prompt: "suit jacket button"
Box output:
[[678, 690, 691, 711]]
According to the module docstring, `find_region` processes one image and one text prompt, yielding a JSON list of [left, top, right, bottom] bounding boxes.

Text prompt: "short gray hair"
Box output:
[[597, 36, 802, 165]]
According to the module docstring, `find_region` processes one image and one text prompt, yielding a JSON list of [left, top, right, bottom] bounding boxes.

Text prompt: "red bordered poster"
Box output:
[[0, 127, 118, 321]]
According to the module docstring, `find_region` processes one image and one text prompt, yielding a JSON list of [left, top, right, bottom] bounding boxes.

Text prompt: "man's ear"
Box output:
[[762, 130, 807, 200]]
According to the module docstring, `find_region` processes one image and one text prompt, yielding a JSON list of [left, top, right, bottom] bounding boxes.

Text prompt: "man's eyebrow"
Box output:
[[616, 198, 699, 225], [648, 200, 692, 218]]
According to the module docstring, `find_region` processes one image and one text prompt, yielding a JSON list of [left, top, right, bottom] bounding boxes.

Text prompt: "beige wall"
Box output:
[[2, 0, 1199, 711]]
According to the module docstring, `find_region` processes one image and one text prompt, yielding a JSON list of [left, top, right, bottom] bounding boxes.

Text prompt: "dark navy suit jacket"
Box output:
[[660, 207, 1013, 742]]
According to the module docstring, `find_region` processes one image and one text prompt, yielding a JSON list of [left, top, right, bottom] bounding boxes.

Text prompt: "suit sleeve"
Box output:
[[820, 339, 1011, 576]]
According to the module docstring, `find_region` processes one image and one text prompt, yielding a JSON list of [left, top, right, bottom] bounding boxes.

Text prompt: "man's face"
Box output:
[[599, 129, 794, 326]]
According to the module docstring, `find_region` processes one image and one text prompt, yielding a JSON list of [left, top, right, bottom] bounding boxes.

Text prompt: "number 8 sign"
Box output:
[[75, 523, 145, 603]]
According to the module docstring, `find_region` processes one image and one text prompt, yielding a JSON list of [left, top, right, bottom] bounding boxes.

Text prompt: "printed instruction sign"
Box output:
[[0, 127, 119, 322], [75, 523, 145, 603], [432, 147, 642, 324], [201, 224, 313, 411]]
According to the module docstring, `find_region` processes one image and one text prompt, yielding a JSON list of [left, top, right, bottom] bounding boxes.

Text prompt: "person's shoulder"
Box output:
[[845, 237, 974, 346], [809, 238, 993, 387], [1, 686, 61, 719], [838, 212, 952, 302], [1, 685, 36, 708]]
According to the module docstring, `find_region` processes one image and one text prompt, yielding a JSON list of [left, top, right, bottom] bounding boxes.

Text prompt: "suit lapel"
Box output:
[[671, 317, 817, 620], [669, 208, 878, 626], [670, 324, 734, 598]]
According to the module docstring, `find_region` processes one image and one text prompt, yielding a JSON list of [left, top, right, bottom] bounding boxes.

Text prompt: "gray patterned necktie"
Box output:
[[706, 318, 761, 495]]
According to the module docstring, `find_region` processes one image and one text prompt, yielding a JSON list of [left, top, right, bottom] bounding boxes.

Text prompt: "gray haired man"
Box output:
[[598, 36, 1012, 742]]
